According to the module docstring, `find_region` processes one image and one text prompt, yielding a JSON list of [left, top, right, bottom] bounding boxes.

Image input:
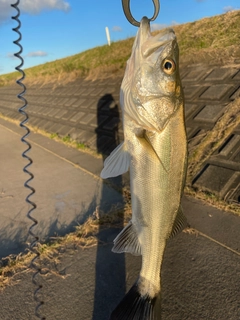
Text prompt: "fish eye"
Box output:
[[162, 59, 176, 75]]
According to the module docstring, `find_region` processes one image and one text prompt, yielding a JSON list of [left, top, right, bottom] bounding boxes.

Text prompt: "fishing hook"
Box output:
[[122, 0, 160, 26], [11, 1, 45, 319]]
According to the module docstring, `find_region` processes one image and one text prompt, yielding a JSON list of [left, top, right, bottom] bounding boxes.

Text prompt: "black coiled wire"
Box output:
[[11, 1, 45, 319]]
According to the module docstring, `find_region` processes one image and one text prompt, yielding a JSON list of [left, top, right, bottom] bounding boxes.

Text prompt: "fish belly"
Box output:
[[126, 107, 187, 298]]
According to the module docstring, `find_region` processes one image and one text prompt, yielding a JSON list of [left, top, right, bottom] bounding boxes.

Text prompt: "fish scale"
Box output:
[[101, 16, 187, 320], [129, 106, 187, 299]]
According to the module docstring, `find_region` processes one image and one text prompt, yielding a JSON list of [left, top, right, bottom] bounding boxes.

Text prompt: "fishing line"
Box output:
[[11, 1, 45, 319], [185, 228, 240, 257], [198, 230, 240, 257]]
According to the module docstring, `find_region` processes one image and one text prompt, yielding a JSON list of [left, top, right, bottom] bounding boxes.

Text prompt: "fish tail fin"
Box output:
[[110, 282, 161, 320]]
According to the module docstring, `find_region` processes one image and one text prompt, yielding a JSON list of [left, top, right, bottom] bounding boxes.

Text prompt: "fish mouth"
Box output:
[[140, 16, 176, 58], [124, 17, 179, 133]]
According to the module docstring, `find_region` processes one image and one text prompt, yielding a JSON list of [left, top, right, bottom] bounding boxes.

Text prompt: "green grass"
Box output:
[[1, 10, 239, 86], [50, 133, 58, 139], [49, 133, 87, 150], [61, 135, 86, 150], [76, 142, 86, 150], [62, 135, 71, 143], [60, 135, 88, 151]]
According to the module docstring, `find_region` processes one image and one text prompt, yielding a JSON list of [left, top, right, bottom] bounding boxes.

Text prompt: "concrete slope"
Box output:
[[0, 62, 239, 202]]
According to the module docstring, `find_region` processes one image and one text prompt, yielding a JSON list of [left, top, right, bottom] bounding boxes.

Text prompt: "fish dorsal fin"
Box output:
[[100, 142, 130, 179], [169, 206, 189, 239], [112, 221, 141, 256]]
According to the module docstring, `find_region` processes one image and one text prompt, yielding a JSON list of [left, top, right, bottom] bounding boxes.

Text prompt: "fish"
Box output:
[[101, 16, 188, 320]]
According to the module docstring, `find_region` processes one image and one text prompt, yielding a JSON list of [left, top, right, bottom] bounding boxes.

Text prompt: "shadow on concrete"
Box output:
[[96, 93, 121, 155], [0, 198, 99, 261], [92, 94, 125, 320]]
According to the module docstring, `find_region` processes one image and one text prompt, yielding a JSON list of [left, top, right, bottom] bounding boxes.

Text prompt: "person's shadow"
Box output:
[[92, 94, 126, 319]]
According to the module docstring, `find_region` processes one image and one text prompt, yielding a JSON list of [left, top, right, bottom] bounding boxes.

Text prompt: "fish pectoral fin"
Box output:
[[137, 133, 168, 172], [112, 221, 141, 256], [100, 142, 130, 179], [169, 206, 189, 239]]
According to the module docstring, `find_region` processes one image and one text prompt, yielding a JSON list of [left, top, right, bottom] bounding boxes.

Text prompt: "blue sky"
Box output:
[[0, 0, 239, 75]]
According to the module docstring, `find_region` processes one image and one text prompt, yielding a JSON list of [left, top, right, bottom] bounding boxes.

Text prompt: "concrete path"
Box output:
[[0, 118, 123, 259], [0, 118, 240, 320]]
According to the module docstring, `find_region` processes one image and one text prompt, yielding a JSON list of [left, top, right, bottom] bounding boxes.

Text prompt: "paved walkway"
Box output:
[[0, 118, 240, 320], [0, 118, 123, 259]]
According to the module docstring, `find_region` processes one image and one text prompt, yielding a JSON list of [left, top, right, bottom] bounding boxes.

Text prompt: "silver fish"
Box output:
[[101, 16, 187, 320]]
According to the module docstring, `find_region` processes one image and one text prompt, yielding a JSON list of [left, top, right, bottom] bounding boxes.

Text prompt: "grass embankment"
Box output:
[[0, 10, 239, 86]]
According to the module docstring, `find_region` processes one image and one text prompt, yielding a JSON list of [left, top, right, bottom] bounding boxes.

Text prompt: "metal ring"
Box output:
[[122, 0, 160, 27]]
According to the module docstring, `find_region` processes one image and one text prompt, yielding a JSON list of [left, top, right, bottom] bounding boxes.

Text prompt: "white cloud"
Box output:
[[0, 1, 14, 24], [171, 21, 179, 26], [0, 0, 70, 24], [151, 21, 179, 31], [20, 0, 70, 14], [6, 53, 18, 60], [26, 51, 48, 57], [223, 6, 238, 13], [112, 26, 122, 32], [151, 23, 167, 31], [7, 51, 48, 60]]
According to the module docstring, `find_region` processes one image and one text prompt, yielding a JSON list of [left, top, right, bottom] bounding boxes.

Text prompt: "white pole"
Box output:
[[105, 27, 111, 46]]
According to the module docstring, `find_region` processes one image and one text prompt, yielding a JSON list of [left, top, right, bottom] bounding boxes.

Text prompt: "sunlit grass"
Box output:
[[0, 10, 239, 86]]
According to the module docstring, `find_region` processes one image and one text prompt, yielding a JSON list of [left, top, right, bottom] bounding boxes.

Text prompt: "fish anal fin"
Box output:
[[112, 221, 141, 256], [169, 206, 189, 239], [100, 142, 130, 179], [110, 281, 161, 320]]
